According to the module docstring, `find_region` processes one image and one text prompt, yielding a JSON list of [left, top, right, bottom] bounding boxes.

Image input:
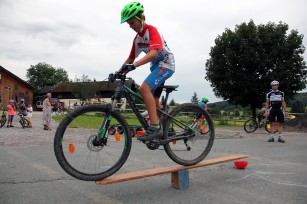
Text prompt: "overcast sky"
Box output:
[[1, 0, 306, 103]]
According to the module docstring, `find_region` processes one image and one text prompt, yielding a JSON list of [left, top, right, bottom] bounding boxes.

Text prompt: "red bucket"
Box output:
[[234, 160, 248, 169]]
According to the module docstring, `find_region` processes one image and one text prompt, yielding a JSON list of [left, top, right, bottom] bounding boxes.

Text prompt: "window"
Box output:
[[14, 82, 18, 90]]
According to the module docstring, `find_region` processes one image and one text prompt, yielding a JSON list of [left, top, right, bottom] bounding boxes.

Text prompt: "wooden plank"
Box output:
[[95, 154, 249, 185]]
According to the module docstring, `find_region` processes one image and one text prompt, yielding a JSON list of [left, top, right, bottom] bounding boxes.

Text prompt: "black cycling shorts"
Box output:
[[268, 108, 284, 123]]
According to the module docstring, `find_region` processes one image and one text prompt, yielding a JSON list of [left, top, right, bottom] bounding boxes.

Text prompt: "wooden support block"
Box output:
[[96, 154, 249, 186], [171, 170, 189, 190]]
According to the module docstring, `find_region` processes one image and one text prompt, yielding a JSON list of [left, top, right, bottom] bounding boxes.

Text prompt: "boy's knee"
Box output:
[[140, 83, 151, 94]]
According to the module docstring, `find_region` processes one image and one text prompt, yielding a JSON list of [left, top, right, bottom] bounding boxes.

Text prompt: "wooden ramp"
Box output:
[[96, 154, 250, 189]]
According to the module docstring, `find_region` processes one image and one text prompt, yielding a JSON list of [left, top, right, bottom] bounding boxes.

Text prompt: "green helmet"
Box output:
[[121, 2, 144, 24], [202, 98, 209, 103]]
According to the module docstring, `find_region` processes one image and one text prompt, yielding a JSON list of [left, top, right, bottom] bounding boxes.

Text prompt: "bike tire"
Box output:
[[54, 104, 132, 181], [0, 116, 6, 128], [244, 119, 257, 133], [163, 103, 215, 166], [265, 121, 278, 133], [23, 118, 29, 128]]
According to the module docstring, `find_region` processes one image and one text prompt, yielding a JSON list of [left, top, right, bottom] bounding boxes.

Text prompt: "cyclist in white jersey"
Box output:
[[265, 80, 288, 143], [120, 2, 175, 142]]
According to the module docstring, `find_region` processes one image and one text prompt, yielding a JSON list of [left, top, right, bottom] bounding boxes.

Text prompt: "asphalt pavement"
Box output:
[[0, 111, 306, 204]]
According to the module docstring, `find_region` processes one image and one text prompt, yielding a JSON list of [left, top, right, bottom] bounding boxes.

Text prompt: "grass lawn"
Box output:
[[53, 114, 244, 129]]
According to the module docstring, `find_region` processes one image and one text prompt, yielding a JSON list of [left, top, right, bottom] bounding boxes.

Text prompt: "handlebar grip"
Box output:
[[121, 64, 136, 72]]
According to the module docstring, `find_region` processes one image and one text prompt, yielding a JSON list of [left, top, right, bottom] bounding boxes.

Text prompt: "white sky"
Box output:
[[0, 0, 306, 103]]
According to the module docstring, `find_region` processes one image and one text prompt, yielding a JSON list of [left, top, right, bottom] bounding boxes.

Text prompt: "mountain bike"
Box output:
[[18, 112, 29, 128], [244, 116, 277, 133], [54, 71, 215, 181], [0, 108, 7, 128]]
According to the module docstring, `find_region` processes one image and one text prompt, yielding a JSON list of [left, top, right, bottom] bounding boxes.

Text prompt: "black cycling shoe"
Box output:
[[268, 137, 274, 142], [137, 126, 161, 142], [278, 138, 285, 143]]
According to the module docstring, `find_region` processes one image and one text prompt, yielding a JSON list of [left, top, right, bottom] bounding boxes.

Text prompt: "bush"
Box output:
[[291, 100, 305, 113]]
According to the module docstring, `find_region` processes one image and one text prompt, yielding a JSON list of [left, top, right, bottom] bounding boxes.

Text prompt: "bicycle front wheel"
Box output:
[[0, 116, 6, 128], [244, 119, 258, 133], [54, 104, 131, 181], [163, 103, 215, 166]]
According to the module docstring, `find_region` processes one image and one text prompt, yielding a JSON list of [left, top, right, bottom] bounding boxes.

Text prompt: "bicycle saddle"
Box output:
[[161, 85, 179, 93]]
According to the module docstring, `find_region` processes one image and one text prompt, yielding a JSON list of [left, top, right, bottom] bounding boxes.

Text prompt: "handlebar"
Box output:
[[108, 64, 136, 83], [108, 71, 126, 83]]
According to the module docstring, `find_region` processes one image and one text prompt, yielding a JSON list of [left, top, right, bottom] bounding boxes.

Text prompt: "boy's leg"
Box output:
[[140, 83, 159, 125], [138, 67, 173, 141]]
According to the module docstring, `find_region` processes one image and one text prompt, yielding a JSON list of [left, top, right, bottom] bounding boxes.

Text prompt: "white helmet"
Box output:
[[270, 80, 279, 86]]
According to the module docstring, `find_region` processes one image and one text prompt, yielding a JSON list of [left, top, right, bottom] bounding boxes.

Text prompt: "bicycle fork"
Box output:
[[93, 114, 112, 146]]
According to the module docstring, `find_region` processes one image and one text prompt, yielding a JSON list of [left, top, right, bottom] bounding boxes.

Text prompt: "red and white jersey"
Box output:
[[129, 24, 175, 71]]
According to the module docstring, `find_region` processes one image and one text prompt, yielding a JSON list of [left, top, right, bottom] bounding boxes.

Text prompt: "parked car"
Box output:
[[35, 98, 59, 111], [36, 101, 43, 111]]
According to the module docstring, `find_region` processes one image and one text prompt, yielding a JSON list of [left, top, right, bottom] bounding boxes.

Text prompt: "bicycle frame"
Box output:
[[98, 72, 194, 141]]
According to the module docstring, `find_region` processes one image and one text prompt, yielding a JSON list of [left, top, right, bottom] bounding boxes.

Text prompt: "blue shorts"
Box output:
[[144, 66, 174, 92]]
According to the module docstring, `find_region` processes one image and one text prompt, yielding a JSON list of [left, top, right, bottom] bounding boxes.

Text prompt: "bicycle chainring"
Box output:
[[146, 141, 160, 150]]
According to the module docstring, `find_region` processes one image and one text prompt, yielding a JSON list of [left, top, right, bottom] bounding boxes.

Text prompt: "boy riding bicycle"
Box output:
[[120, 2, 175, 142]]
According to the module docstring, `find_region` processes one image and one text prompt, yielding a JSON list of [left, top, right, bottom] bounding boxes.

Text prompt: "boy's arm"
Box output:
[[124, 57, 135, 64], [133, 50, 158, 68]]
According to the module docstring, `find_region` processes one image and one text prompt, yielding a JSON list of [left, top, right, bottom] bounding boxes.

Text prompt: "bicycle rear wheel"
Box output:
[[163, 103, 215, 166], [54, 104, 131, 181], [244, 119, 257, 133], [265, 121, 278, 133]]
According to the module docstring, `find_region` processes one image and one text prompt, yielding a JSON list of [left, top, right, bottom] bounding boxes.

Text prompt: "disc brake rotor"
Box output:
[[87, 135, 104, 152]]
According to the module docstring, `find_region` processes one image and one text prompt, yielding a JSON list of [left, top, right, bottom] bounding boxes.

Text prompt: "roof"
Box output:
[[39, 79, 138, 94], [0, 66, 35, 90]]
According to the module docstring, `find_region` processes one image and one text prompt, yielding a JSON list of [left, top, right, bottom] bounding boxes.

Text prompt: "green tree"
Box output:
[[169, 99, 177, 106], [205, 20, 307, 119], [291, 99, 305, 113], [73, 74, 92, 82], [26, 62, 69, 94], [233, 109, 240, 116], [191, 92, 199, 103]]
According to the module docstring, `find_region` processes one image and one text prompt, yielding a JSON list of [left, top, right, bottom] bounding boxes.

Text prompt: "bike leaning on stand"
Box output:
[[54, 70, 215, 181]]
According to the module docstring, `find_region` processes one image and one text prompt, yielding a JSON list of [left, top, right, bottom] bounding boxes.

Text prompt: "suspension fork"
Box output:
[[98, 114, 113, 139]]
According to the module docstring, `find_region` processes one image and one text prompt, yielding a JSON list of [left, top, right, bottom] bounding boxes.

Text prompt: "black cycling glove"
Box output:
[[121, 64, 136, 72]]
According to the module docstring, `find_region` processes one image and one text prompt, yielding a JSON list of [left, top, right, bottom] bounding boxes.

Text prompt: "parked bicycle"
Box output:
[[0, 108, 7, 128], [54, 106, 64, 115], [244, 116, 277, 133], [54, 71, 215, 181]]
